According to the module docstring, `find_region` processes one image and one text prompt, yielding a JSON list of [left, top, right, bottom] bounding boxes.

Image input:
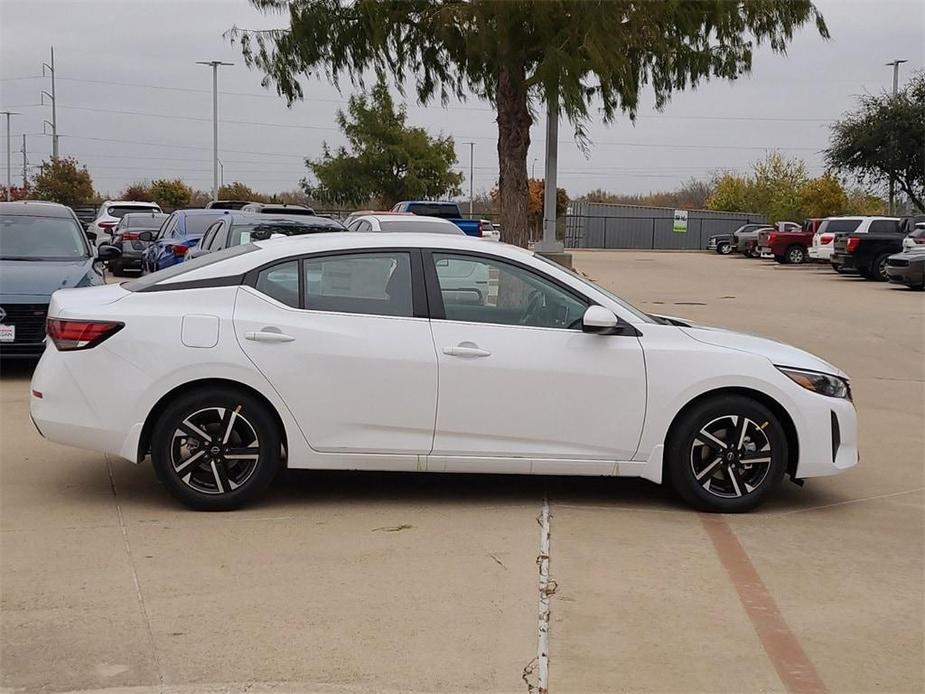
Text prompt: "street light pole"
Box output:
[[196, 60, 233, 202], [886, 59, 907, 215], [21, 134, 27, 188], [467, 141, 475, 217], [536, 90, 563, 254], [219, 159, 224, 188], [1, 111, 19, 201]]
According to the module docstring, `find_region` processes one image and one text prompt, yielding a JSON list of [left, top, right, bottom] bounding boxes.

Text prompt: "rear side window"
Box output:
[[820, 219, 862, 233], [303, 252, 413, 317], [255, 261, 299, 308], [405, 203, 457, 219], [123, 244, 257, 292], [868, 220, 899, 233], [107, 205, 159, 219]]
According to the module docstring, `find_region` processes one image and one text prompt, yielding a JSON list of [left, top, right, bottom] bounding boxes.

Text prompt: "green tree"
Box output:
[[825, 71, 925, 211], [120, 181, 153, 201], [798, 173, 848, 218], [232, 1, 827, 247], [32, 157, 95, 207], [217, 181, 265, 202], [706, 174, 751, 213], [150, 178, 192, 211], [304, 82, 463, 208], [749, 152, 808, 221]]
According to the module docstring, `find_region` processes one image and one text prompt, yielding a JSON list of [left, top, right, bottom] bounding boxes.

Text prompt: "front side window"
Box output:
[[0, 215, 89, 260], [303, 252, 413, 317], [868, 220, 899, 233], [432, 253, 588, 330]]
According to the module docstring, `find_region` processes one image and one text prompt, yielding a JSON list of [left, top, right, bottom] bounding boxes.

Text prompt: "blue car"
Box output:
[[0, 201, 118, 358], [141, 209, 230, 273]]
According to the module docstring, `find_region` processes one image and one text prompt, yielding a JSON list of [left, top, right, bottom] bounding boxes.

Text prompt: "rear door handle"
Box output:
[[245, 329, 295, 343], [442, 342, 491, 358]]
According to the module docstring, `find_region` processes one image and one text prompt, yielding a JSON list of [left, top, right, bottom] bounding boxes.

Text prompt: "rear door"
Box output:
[[234, 249, 438, 455]]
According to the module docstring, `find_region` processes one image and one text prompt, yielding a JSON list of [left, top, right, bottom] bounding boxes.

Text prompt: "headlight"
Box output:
[[777, 366, 851, 400]]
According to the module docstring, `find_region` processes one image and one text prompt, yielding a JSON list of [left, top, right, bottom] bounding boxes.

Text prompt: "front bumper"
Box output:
[[886, 264, 925, 287]]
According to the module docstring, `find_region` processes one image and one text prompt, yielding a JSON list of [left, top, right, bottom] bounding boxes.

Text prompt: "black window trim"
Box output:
[[243, 247, 428, 319]]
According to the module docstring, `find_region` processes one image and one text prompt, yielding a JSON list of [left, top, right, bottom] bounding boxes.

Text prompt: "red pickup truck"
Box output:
[[757, 219, 822, 264]]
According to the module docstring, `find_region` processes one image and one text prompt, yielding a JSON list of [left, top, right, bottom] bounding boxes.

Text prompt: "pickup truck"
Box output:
[[757, 219, 822, 264], [831, 218, 904, 281], [391, 201, 484, 237]]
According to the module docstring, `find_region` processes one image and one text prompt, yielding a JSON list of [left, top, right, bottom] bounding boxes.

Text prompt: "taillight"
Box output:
[[98, 221, 117, 229], [821, 234, 833, 245], [915, 237, 925, 244], [46, 319, 124, 351], [121, 231, 139, 241], [846, 237, 860, 253], [479, 221, 493, 237], [168, 244, 188, 256], [768, 232, 778, 244]]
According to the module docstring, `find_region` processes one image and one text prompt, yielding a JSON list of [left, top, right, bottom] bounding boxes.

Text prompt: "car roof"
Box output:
[[177, 208, 232, 217], [102, 200, 160, 206], [361, 214, 456, 223], [227, 212, 344, 227], [0, 200, 76, 218]]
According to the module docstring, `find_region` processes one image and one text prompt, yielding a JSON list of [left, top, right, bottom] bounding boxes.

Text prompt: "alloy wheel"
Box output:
[[689, 415, 772, 499], [171, 406, 261, 495], [788, 247, 805, 264]]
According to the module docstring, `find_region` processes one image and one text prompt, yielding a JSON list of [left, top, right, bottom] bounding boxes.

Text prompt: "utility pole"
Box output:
[[21, 134, 27, 188], [532, 158, 538, 179], [886, 59, 907, 215], [218, 159, 224, 188], [466, 142, 475, 217], [196, 60, 234, 202], [42, 47, 58, 158], [535, 88, 568, 263], [1, 111, 19, 201]]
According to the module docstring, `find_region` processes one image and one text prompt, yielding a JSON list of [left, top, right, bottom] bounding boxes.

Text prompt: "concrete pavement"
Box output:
[[1, 251, 922, 692]]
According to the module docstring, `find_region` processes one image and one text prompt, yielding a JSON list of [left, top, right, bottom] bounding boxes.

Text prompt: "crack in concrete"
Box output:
[[106, 454, 165, 690]]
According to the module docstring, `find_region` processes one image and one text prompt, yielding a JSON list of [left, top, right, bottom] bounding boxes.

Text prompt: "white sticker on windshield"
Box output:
[[240, 231, 251, 243]]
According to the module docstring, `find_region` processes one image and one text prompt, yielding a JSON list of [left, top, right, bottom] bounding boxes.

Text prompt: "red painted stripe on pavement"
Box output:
[[701, 514, 828, 694]]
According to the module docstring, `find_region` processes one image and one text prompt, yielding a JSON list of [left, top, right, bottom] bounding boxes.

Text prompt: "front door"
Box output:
[[426, 251, 646, 461], [234, 251, 438, 455]]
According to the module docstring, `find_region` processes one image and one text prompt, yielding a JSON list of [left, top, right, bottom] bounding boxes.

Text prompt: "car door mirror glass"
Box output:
[[138, 231, 153, 242], [582, 305, 620, 334]]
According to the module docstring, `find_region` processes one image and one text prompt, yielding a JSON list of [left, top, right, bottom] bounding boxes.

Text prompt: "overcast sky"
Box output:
[[1, 0, 922, 200]]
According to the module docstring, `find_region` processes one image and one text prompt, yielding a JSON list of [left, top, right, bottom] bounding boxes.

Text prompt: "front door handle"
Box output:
[[443, 342, 491, 358], [245, 329, 295, 343]]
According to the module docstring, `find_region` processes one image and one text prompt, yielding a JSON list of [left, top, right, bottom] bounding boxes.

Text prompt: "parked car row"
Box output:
[[710, 214, 925, 289]]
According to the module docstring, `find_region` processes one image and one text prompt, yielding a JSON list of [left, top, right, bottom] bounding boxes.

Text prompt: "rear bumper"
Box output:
[[0, 342, 46, 358], [831, 252, 855, 270], [808, 245, 832, 260], [759, 247, 774, 258]]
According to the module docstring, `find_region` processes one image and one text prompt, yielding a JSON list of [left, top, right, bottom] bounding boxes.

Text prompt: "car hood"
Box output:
[[680, 325, 845, 377], [0, 259, 95, 298]]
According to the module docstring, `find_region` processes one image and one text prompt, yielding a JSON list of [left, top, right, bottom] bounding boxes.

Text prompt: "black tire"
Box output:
[[865, 253, 890, 282], [666, 396, 788, 513], [785, 245, 807, 264], [857, 265, 870, 278], [774, 255, 786, 264], [150, 387, 282, 510], [831, 262, 846, 274], [108, 260, 125, 277], [717, 242, 732, 255]]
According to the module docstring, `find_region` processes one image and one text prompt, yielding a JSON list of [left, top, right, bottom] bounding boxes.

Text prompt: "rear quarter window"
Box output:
[[868, 220, 899, 233]]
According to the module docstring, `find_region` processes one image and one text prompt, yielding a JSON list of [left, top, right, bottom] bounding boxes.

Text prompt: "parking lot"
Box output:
[[1, 250, 922, 693]]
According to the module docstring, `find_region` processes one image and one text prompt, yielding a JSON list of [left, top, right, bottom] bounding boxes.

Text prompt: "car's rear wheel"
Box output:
[[108, 259, 125, 277], [866, 253, 890, 282], [666, 396, 788, 513], [717, 242, 732, 255], [151, 387, 281, 510], [785, 245, 807, 264]]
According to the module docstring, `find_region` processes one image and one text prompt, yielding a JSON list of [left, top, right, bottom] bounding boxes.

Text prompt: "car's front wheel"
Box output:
[[716, 242, 732, 255], [666, 396, 788, 513], [151, 387, 282, 510]]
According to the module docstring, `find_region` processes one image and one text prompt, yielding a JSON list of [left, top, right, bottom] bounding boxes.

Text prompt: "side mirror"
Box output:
[[85, 230, 98, 243], [97, 244, 122, 262], [137, 231, 154, 242], [582, 305, 620, 334]]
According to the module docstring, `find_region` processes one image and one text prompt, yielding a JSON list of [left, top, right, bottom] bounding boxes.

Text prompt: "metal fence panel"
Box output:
[[565, 202, 767, 250]]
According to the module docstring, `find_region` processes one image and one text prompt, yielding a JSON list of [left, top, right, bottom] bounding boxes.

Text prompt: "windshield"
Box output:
[[106, 205, 159, 219], [534, 254, 655, 324], [404, 203, 458, 219], [184, 214, 227, 236], [0, 214, 89, 260], [380, 219, 462, 234], [819, 219, 862, 234]]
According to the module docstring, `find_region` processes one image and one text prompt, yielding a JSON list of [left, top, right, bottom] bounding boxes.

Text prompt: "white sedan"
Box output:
[[31, 233, 858, 512]]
